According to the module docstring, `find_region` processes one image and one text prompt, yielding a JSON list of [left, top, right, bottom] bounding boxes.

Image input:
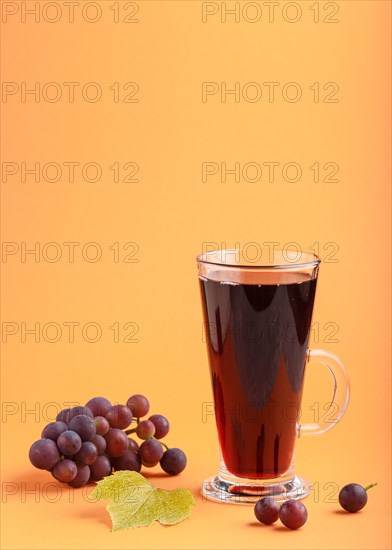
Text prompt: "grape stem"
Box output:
[[123, 431, 170, 451], [125, 418, 140, 434], [364, 483, 378, 492]]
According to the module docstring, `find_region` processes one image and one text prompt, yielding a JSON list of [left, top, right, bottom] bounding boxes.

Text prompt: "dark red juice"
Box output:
[[199, 273, 317, 479]]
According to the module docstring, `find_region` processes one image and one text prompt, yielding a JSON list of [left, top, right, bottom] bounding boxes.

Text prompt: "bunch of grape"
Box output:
[[29, 395, 187, 488]]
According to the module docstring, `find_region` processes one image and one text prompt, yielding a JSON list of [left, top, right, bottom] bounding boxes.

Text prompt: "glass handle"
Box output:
[[299, 349, 350, 437]]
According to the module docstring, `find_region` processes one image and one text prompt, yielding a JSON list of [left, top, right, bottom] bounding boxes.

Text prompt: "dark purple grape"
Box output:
[[86, 396, 112, 417], [94, 416, 110, 436], [73, 406, 94, 418], [89, 455, 112, 481], [56, 407, 89, 424], [75, 442, 98, 465], [68, 414, 96, 442], [111, 450, 141, 472], [106, 404, 133, 430], [56, 408, 71, 423], [29, 439, 60, 470], [104, 428, 129, 457], [126, 394, 150, 418], [57, 430, 82, 455], [279, 500, 308, 529], [254, 497, 279, 525], [68, 465, 90, 488], [128, 438, 139, 452], [149, 414, 170, 439], [141, 459, 159, 468], [139, 439, 164, 464], [60, 406, 94, 423], [159, 448, 186, 475], [338, 483, 377, 512], [136, 420, 155, 440], [41, 421, 68, 441], [92, 434, 106, 455], [52, 459, 77, 482]]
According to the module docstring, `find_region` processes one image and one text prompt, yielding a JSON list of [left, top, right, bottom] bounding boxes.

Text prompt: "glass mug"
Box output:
[[197, 249, 350, 503]]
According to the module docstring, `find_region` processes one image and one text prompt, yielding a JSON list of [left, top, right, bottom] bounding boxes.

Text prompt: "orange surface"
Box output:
[[0, 1, 391, 549]]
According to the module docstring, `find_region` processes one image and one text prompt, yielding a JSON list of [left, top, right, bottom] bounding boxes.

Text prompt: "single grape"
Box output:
[[41, 421, 68, 441], [68, 414, 96, 442], [62, 406, 94, 423], [111, 450, 142, 472], [57, 430, 82, 456], [149, 414, 170, 439], [75, 406, 94, 418], [338, 483, 377, 512], [279, 500, 308, 530], [89, 455, 112, 481], [106, 404, 133, 430], [56, 408, 71, 423], [75, 442, 98, 465], [52, 459, 77, 482], [104, 428, 129, 457], [126, 394, 150, 418], [94, 416, 110, 436], [68, 465, 90, 488], [254, 497, 279, 525], [159, 448, 187, 475], [29, 439, 60, 470], [141, 459, 159, 468], [136, 420, 155, 440], [92, 434, 106, 455], [139, 439, 164, 464], [86, 396, 112, 417], [128, 438, 139, 452]]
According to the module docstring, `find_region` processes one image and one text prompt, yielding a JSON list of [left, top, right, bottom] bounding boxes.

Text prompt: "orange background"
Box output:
[[1, 1, 391, 549]]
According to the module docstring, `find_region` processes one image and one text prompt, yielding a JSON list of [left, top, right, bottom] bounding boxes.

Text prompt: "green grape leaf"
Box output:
[[90, 471, 195, 531], [155, 488, 196, 525]]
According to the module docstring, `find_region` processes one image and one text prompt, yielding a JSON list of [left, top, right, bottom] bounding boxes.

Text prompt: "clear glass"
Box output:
[[197, 249, 350, 504]]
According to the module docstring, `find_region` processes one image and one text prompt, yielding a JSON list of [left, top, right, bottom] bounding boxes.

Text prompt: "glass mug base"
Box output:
[[202, 474, 311, 505], [202, 462, 311, 504]]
